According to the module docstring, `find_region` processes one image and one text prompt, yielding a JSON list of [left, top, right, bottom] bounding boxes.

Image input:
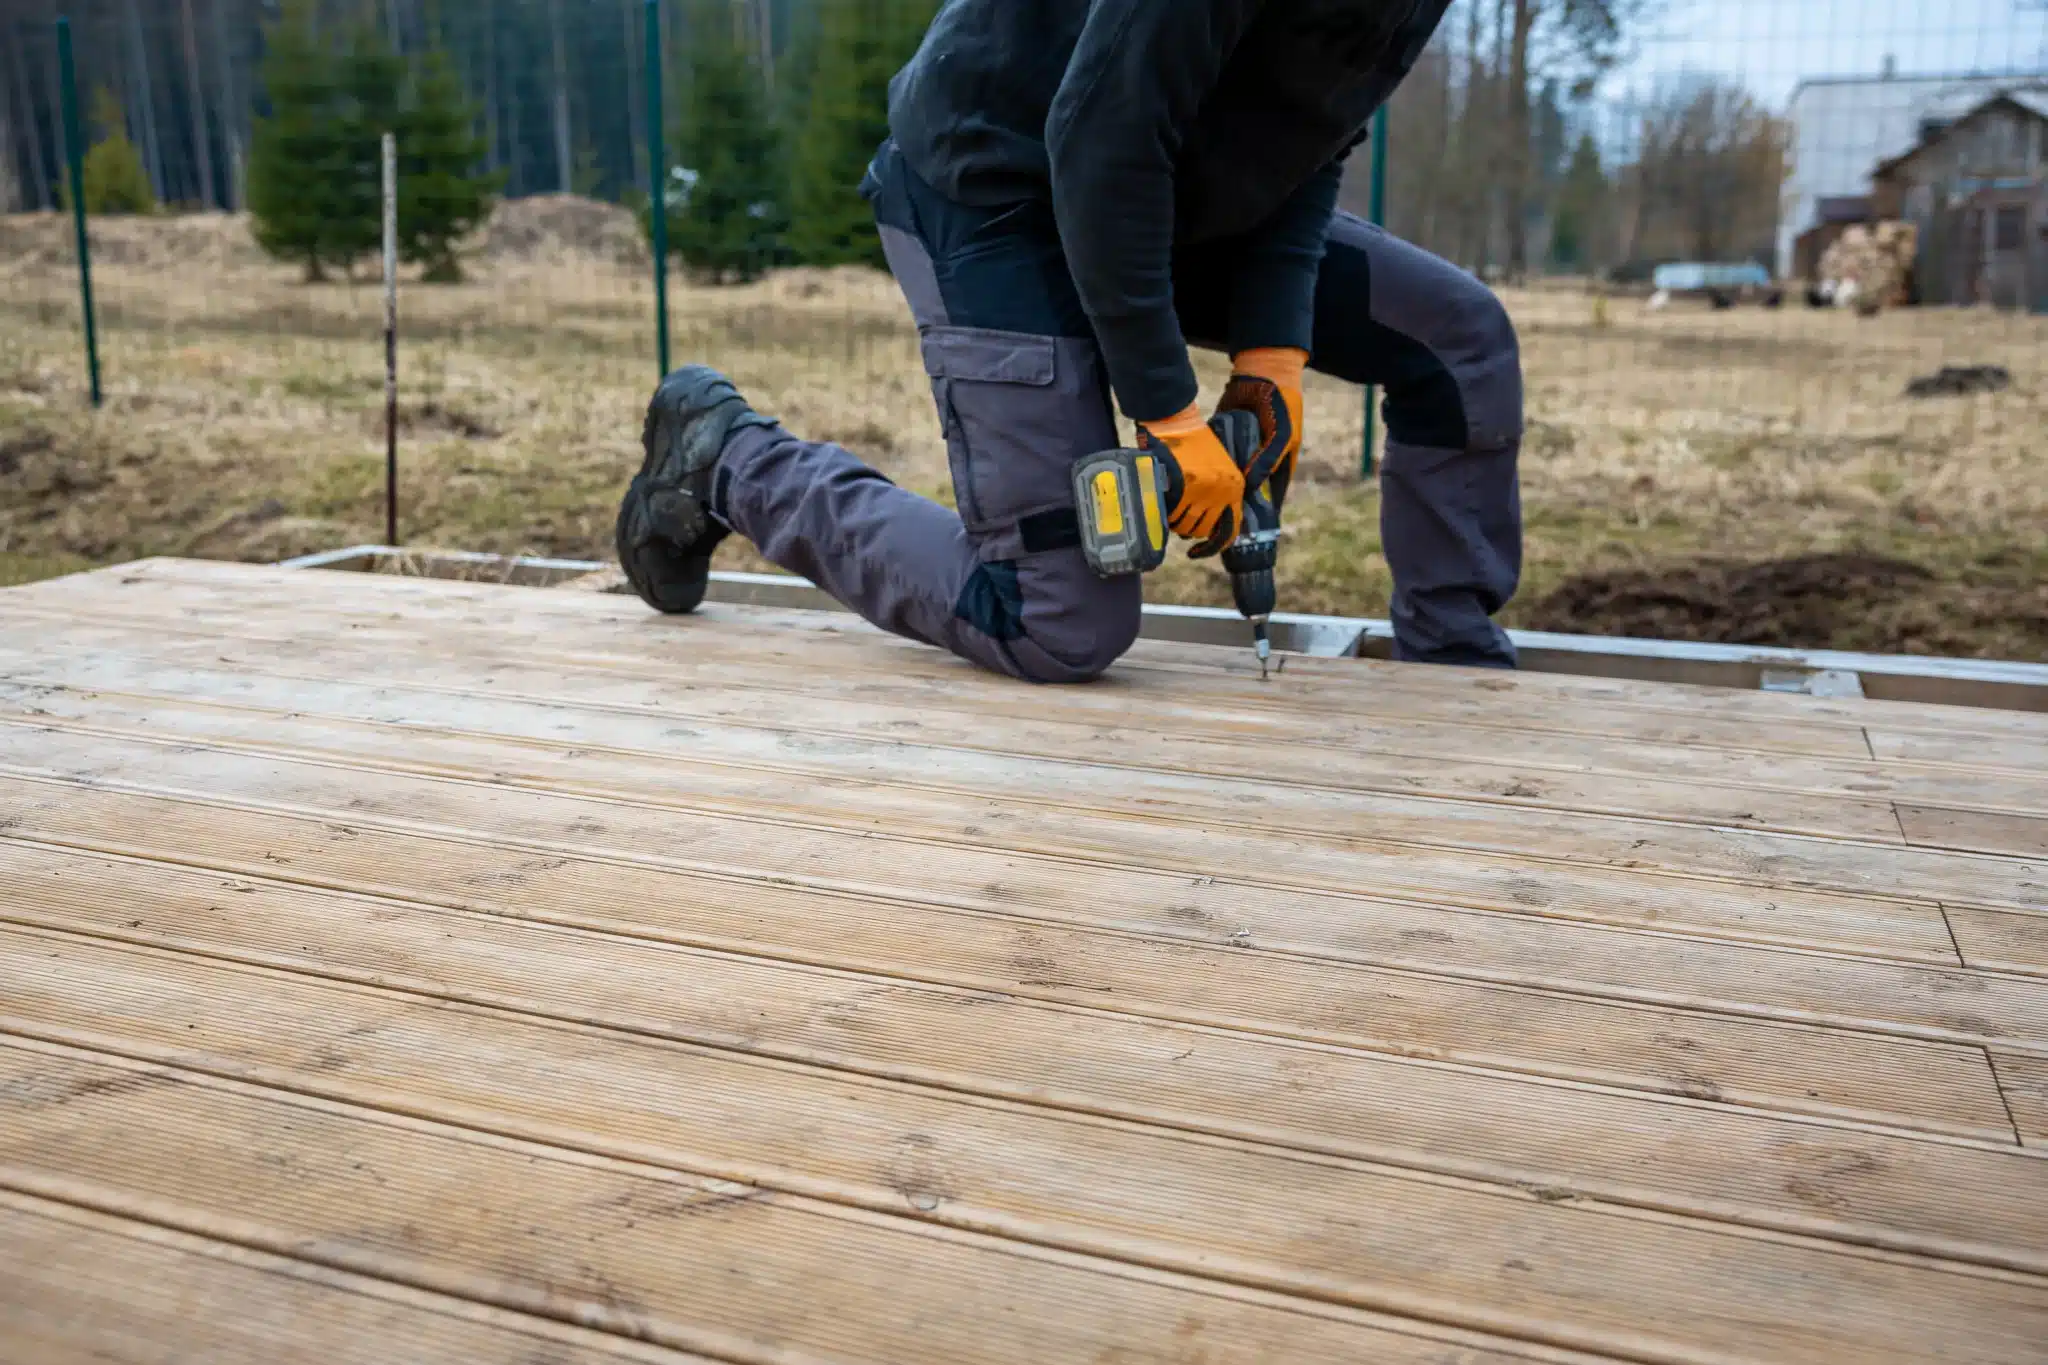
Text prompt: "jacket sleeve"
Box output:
[[1045, 1, 1265, 424], [1224, 156, 1343, 358]]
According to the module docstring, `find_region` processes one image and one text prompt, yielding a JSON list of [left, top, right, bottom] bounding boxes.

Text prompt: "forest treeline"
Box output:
[[1, 0, 1787, 279]]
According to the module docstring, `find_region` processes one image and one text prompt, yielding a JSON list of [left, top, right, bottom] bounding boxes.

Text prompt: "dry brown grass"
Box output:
[[3, 208, 2044, 659]]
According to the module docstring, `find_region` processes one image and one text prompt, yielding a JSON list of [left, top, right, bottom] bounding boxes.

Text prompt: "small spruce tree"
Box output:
[[397, 47, 499, 282], [660, 6, 787, 283], [1550, 132, 1610, 274], [248, 0, 353, 279], [329, 21, 405, 272], [77, 88, 157, 215], [786, 0, 937, 268]]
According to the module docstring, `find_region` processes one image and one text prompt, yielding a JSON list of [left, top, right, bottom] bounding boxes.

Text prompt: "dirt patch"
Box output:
[[1527, 553, 2048, 659], [1905, 365, 2012, 398]]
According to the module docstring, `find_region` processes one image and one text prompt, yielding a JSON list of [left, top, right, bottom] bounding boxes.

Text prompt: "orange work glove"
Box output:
[[1137, 402, 1245, 559], [1216, 346, 1306, 515]]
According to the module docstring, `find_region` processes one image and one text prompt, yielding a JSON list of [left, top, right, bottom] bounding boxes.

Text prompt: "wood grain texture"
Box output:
[[7, 927, 2044, 1271], [1993, 1053, 2048, 1146], [4, 965, 2047, 1365], [3, 798, 2039, 1108], [1948, 907, 2048, 976], [5, 665, 2039, 916], [22, 594, 2048, 820], [0, 1192, 712, 1365], [0, 630, 1920, 846], [1898, 804, 2048, 859], [6, 559, 2047, 1365], [0, 1041, 1619, 1365], [37, 557, 2048, 744], [0, 722, 1966, 963], [0, 840, 2019, 1136]]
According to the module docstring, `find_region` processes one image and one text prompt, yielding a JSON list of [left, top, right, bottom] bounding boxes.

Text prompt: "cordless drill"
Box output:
[[1071, 409, 1282, 676]]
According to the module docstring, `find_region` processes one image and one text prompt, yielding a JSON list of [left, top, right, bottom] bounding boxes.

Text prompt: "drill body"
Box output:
[[1071, 408, 1283, 672]]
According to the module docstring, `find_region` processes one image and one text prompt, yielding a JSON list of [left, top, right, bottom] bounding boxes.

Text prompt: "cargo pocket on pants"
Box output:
[[921, 325, 1106, 565]]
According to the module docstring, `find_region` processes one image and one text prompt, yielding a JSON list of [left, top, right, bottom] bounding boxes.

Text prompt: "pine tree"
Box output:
[[247, 0, 354, 279], [328, 21, 405, 270], [77, 88, 158, 215], [786, 0, 936, 268], [397, 46, 500, 282], [660, 5, 787, 284], [1549, 131, 1610, 273]]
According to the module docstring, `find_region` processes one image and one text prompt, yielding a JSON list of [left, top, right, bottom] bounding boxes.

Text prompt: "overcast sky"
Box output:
[[1601, 0, 2048, 105]]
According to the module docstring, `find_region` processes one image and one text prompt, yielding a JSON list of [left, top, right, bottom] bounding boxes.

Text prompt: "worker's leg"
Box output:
[[1178, 212, 1523, 667], [706, 144, 1138, 684]]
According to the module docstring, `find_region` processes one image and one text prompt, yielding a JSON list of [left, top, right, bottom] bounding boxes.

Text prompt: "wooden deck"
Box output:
[[2, 556, 2045, 1365]]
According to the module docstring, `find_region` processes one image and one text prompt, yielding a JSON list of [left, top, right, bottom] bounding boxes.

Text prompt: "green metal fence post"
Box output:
[[645, 0, 671, 379], [1360, 104, 1388, 478], [56, 16, 102, 409]]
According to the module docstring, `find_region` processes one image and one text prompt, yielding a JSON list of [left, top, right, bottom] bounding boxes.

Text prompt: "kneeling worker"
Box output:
[[616, 0, 1524, 682]]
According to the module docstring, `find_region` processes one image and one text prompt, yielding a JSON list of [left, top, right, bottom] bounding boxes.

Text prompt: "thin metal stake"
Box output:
[[56, 17, 102, 408], [383, 130, 400, 547], [1361, 104, 1388, 479], [645, 0, 670, 378]]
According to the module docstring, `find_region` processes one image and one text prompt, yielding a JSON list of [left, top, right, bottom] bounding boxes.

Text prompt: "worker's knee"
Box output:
[[971, 554, 1141, 684], [1431, 277, 1523, 453]]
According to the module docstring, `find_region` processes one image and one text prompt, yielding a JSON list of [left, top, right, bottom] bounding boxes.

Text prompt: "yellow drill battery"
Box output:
[[1071, 448, 1169, 577]]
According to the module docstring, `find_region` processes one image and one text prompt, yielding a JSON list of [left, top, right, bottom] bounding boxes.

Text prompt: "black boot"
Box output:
[[615, 366, 775, 614]]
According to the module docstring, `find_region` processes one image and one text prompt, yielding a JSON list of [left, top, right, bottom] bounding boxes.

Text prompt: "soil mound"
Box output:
[[1904, 365, 2012, 398], [1527, 553, 2047, 659], [471, 194, 649, 268]]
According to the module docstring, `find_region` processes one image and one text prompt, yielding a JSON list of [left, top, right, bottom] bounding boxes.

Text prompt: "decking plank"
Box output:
[[93, 559, 2048, 740], [17, 558, 2000, 757], [0, 838, 2019, 1135], [5, 665, 2037, 914], [1, 716, 1969, 965], [1993, 1053, 2048, 1146], [15, 590, 2048, 820], [7, 558, 2046, 1365], [5, 950, 2048, 1365], [0, 628, 1918, 845], [0, 1040, 1638, 1365], [0, 770, 1995, 1029], [1948, 907, 2048, 976], [0, 1192, 709, 1365]]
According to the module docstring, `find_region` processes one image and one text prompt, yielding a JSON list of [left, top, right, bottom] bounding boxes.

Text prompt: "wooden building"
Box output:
[[1874, 90, 2048, 310]]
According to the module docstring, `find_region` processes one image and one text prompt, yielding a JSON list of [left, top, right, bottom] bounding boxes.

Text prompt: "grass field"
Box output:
[[3, 205, 2045, 660]]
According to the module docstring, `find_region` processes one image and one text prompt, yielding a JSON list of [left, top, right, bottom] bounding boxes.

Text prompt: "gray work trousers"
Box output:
[[718, 142, 1523, 682]]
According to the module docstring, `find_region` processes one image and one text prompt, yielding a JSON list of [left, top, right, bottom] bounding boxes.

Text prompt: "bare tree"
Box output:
[[6, 23, 52, 210], [1631, 75, 1787, 262], [180, 0, 217, 208], [209, 0, 243, 209], [550, 0, 573, 193], [1503, 0, 1660, 278], [123, 0, 167, 201]]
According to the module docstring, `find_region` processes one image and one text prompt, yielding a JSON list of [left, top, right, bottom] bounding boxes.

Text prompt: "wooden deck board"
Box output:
[[7, 668, 2043, 916], [0, 1192, 711, 1365], [0, 719, 1971, 962], [4, 559, 2046, 1365]]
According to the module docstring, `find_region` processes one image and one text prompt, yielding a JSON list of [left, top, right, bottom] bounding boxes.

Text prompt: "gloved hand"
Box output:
[[1137, 403, 1245, 559], [1216, 346, 1306, 516]]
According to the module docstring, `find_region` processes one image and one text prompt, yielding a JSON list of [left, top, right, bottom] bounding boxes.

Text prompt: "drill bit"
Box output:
[[1251, 619, 1271, 680]]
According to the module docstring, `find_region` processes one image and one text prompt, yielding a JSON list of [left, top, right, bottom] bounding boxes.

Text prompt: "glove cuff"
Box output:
[[1231, 347, 1308, 389], [1139, 401, 1209, 439]]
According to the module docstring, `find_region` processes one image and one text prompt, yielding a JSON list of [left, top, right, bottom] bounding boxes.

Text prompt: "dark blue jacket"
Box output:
[[887, 0, 1450, 421]]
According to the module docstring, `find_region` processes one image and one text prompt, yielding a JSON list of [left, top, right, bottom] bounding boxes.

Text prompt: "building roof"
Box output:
[[1785, 73, 2037, 207], [1871, 89, 2048, 178]]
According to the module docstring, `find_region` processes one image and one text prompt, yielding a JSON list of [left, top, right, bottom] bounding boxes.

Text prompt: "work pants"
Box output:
[[715, 140, 1524, 682]]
